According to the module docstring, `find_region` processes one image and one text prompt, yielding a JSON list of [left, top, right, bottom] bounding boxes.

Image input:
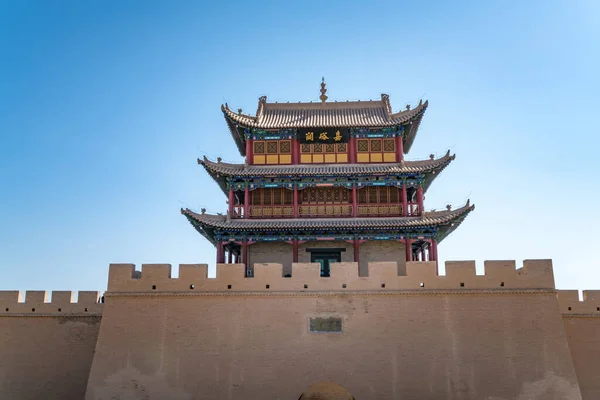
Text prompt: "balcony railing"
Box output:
[[231, 203, 422, 219], [298, 205, 353, 218], [357, 204, 402, 217], [249, 205, 294, 218]]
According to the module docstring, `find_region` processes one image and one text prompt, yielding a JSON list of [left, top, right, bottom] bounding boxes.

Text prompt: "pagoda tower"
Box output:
[[182, 81, 474, 277]]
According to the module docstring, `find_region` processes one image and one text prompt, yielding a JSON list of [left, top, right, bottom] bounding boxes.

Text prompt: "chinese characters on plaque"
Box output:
[[297, 128, 350, 144]]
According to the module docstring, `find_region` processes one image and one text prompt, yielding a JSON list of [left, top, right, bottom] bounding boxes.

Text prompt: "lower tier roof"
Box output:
[[181, 201, 474, 245]]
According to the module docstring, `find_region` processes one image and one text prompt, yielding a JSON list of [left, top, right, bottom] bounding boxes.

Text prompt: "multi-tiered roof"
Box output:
[[182, 82, 473, 267]]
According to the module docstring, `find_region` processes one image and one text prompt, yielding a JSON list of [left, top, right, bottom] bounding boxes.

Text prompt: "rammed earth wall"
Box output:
[[84, 260, 584, 400], [0, 291, 102, 400], [1, 261, 599, 400], [558, 291, 600, 400]]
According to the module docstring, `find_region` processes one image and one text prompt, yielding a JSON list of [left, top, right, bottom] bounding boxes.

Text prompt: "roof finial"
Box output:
[[319, 77, 328, 103]]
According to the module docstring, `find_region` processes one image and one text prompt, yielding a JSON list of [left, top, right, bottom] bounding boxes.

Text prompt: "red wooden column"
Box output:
[[292, 139, 299, 164], [227, 248, 232, 264], [405, 238, 412, 262], [242, 240, 249, 275], [293, 186, 299, 218], [349, 137, 356, 163], [352, 185, 358, 217], [431, 238, 438, 270], [395, 134, 404, 162], [216, 241, 225, 264], [246, 138, 253, 164], [420, 247, 426, 262], [416, 185, 424, 216], [292, 240, 299, 263], [353, 239, 360, 263], [228, 188, 234, 217], [396, 134, 404, 162], [401, 184, 408, 217], [244, 185, 249, 219]]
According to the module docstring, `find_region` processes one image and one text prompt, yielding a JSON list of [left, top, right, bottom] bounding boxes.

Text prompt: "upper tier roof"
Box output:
[[199, 151, 455, 195], [223, 93, 428, 156]]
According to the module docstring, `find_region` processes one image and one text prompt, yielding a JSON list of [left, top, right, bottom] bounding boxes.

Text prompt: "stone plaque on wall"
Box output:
[[309, 317, 343, 333]]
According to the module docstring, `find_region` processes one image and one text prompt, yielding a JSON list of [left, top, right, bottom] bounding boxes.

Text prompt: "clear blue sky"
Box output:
[[1, 0, 599, 293]]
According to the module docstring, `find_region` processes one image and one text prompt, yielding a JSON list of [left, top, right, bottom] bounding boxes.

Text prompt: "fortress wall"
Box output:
[[358, 240, 406, 276], [558, 290, 600, 400], [86, 260, 582, 400], [106, 259, 556, 292], [0, 291, 102, 400]]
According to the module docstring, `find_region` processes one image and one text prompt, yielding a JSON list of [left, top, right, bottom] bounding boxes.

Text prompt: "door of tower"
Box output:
[[310, 250, 342, 277]]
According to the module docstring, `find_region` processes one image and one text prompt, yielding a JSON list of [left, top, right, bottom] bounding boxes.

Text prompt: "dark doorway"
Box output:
[[309, 249, 342, 277]]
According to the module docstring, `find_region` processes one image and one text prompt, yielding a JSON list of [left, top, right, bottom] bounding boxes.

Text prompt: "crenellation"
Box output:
[[51, 291, 75, 305], [445, 261, 476, 281], [103, 259, 558, 294], [141, 263, 172, 281], [179, 263, 209, 282], [0, 290, 102, 315], [558, 290, 600, 315], [25, 290, 48, 304], [518, 259, 556, 288], [0, 291, 21, 304]]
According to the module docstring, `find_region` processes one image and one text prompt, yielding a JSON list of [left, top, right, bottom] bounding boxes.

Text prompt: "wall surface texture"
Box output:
[[0, 291, 102, 400], [558, 290, 600, 400], [84, 260, 584, 400]]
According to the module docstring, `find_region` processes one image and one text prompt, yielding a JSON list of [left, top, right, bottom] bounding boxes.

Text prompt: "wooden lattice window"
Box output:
[[384, 139, 395, 152], [300, 142, 348, 164], [357, 139, 369, 152], [279, 141, 291, 153], [267, 142, 278, 154], [299, 187, 351, 204], [251, 188, 293, 206], [252, 140, 292, 165], [357, 186, 402, 204], [356, 138, 396, 163], [254, 141, 265, 154]]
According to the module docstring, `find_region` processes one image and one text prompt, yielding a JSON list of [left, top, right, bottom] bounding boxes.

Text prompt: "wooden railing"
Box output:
[[298, 205, 353, 218], [357, 204, 402, 217], [249, 205, 294, 218], [233, 203, 421, 219]]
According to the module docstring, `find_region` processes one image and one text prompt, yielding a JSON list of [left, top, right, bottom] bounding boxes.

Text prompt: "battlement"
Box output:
[[557, 290, 600, 316], [106, 259, 555, 293], [0, 291, 102, 315]]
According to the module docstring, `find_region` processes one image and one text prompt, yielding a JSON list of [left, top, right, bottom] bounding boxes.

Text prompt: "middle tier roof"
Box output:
[[199, 150, 455, 195]]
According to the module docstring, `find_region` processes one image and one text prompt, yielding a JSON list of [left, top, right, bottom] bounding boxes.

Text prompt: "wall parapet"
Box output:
[[0, 291, 102, 316], [106, 259, 555, 293], [557, 290, 600, 316]]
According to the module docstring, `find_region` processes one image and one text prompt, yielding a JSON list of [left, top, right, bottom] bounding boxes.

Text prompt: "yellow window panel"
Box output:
[[266, 155, 279, 164], [383, 153, 396, 162], [337, 153, 348, 163], [253, 155, 266, 165], [357, 153, 370, 163], [313, 154, 324, 163], [324, 154, 336, 163], [300, 154, 313, 163], [279, 154, 292, 164], [371, 153, 383, 162]]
